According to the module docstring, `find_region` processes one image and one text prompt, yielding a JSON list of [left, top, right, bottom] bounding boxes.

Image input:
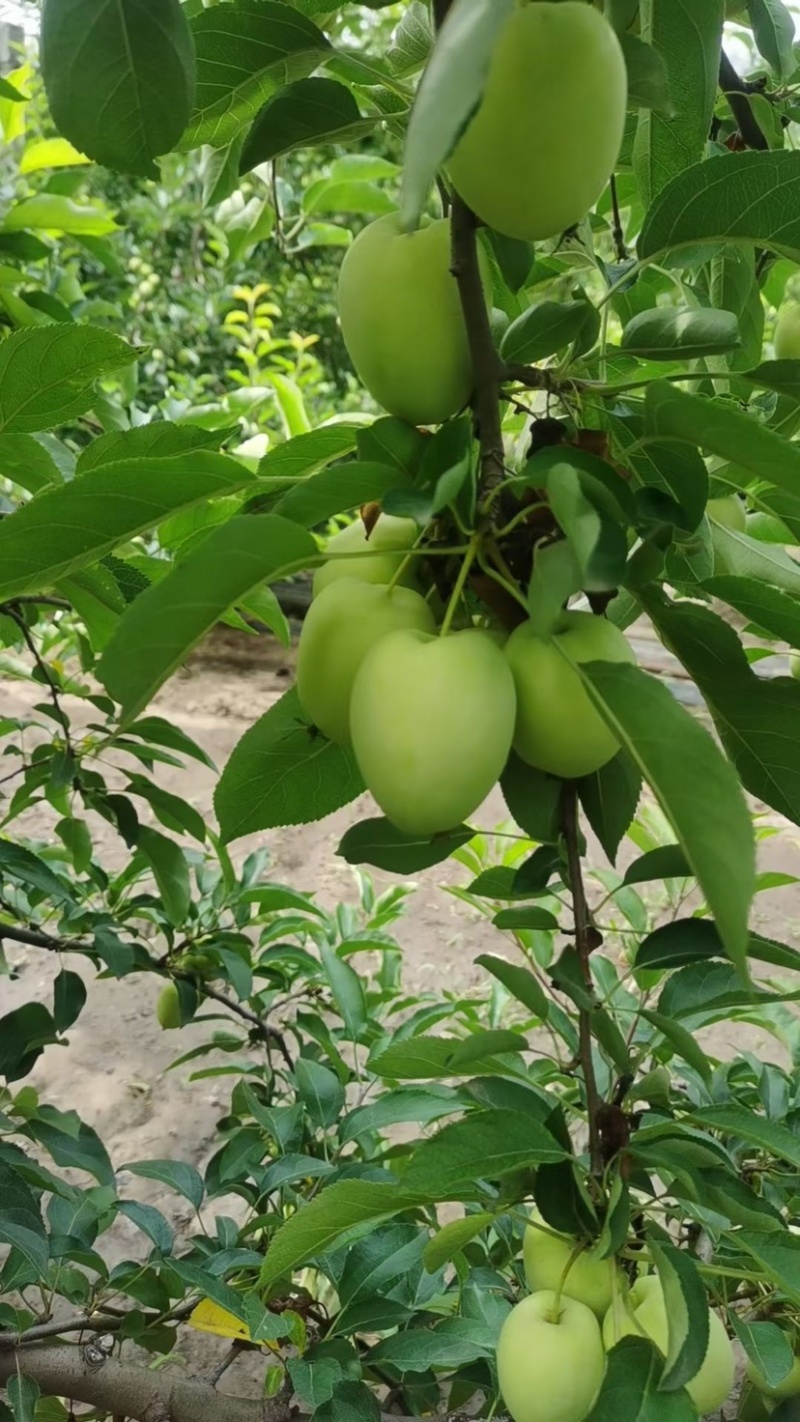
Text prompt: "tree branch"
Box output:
[[450, 197, 506, 492], [0, 923, 293, 1069], [719, 50, 769, 151], [0, 1345, 289, 1422], [561, 783, 603, 1177]]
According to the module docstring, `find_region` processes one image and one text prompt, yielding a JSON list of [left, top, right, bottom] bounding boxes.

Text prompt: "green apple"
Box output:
[[524, 1214, 621, 1318], [350, 628, 516, 834], [337, 213, 490, 426], [156, 983, 181, 1030], [748, 1344, 800, 1400], [447, 2, 626, 241], [790, 652, 800, 681], [296, 578, 436, 746], [707, 495, 746, 532], [603, 1276, 735, 1416], [497, 1290, 606, 1422], [775, 302, 800, 359], [504, 611, 635, 780], [313, 514, 418, 598]]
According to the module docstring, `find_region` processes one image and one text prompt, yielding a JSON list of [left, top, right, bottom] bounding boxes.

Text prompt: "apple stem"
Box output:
[[561, 782, 604, 1177], [439, 539, 480, 636], [551, 1242, 585, 1322]]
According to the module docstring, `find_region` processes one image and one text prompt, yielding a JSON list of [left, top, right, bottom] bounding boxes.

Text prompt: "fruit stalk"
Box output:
[[561, 782, 604, 1177]]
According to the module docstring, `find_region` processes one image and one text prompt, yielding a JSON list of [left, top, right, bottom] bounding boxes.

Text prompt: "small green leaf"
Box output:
[[621, 307, 740, 360], [137, 828, 191, 927], [476, 954, 550, 1020], [337, 819, 473, 872], [648, 1237, 709, 1392], [259, 1180, 420, 1286], [624, 846, 691, 886], [422, 1213, 493, 1272], [120, 1159, 204, 1210], [501, 300, 595, 364], [578, 754, 642, 866], [273, 461, 409, 527], [215, 688, 364, 840], [241, 78, 373, 170], [52, 970, 87, 1033], [401, 1109, 565, 1196]]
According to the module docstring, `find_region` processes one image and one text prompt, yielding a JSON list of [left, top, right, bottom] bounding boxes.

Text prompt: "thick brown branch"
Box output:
[[719, 51, 769, 151], [0, 1345, 289, 1422], [561, 783, 603, 1176], [450, 198, 505, 492]]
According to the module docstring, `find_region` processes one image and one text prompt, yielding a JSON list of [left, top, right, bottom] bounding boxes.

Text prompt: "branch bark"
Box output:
[[561, 783, 603, 1177], [719, 50, 769, 151]]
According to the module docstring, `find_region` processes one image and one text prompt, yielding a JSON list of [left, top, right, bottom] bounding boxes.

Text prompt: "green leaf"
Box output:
[[295, 1059, 344, 1129], [621, 307, 740, 360], [641, 592, 800, 829], [704, 575, 800, 647], [382, 416, 473, 523], [688, 1106, 800, 1169], [314, 1383, 380, 1422], [52, 970, 87, 1034], [78, 422, 227, 474], [624, 846, 691, 886], [8, 1376, 39, 1422], [27, 1113, 114, 1185], [711, 523, 800, 597], [400, 0, 515, 230], [500, 754, 562, 844], [3, 195, 117, 237], [573, 660, 754, 974], [337, 819, 473, 873], [646, 381, 800, 500], [273, 462, 408, 527], [120, 1158, 204, 1209], [501, 300, 594, 365], [137, 828, 191, 927], [98, 515, 314, 721], [491, 907, 559, 931], [256, 425, 359, 482], [588, 1337, 697, 1422], [215, 687, 364, 840], [730, 1319, 794, 1392], [0, 326, 133, 433], [240, 78, 372, 170], [369, 1033, 524, 1080], [340, 1087, 462, 1145], [635, 918, 720, 970], [648, 1238, 709, 1393], [117, 1200, 173, 1254], [422, 1213, 493, 1272], [0, 1162, 47, 1274], [475, 954, 550, 1020], [0, 1005, 60, 1082], [183, 1, 330, 150], [619, 32, 673, 112], [320, 944, 367, 1040], [41, 0, 195, 177], [639, 1008, 713, 1082], [634, 0, 723, 208], [748, 0, 796, 79], [0, 451, 252, 601], [578, 753, 642, 866], [401, 1109, 565, 1196], [368, 1322, 494, 1371], [0, 840, 73, 906], [639, 152, 800, 264], [736, 1231, 800, 1306], [0, 434, 63, 493], [259, 1180, 420, 1286]]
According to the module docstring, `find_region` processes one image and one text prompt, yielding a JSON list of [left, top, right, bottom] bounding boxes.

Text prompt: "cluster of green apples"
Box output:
[[296, 513, 635, 835], [496, 1215, 735, 1422], [337, 2, 627, 428]]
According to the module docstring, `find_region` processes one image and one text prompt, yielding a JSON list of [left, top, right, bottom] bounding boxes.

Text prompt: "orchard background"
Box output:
[[7, 2, 800, 1421]]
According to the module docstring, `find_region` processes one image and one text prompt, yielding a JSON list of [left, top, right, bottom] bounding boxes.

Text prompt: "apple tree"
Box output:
[[4, 2, 800, 1421]]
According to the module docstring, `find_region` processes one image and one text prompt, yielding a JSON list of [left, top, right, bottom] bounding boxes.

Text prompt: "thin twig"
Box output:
[[5, 604, 75, 757], [0, 922, 293, 1069], [2, 597, 71, 610], [561, 783, 603, 1176]]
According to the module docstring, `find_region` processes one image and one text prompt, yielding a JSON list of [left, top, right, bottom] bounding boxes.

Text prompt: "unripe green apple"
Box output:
[[497, 1290, 606, 1422], [707, 495, 746, 532], [775, 303, 800, 359], [350, 628, 516, 834], [337, 213, 490, 426], [313, 514, 418, 598], [504, 611, 636, 780], [748, 1344, 800, 1400], [156, 983, 181, 1030], [448, 3, 627, 242], [296, 578, 436, 746], [603, 1277, 735, 1416], [790, 651, 800, 681], [523, 1213, 621, 1318]]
